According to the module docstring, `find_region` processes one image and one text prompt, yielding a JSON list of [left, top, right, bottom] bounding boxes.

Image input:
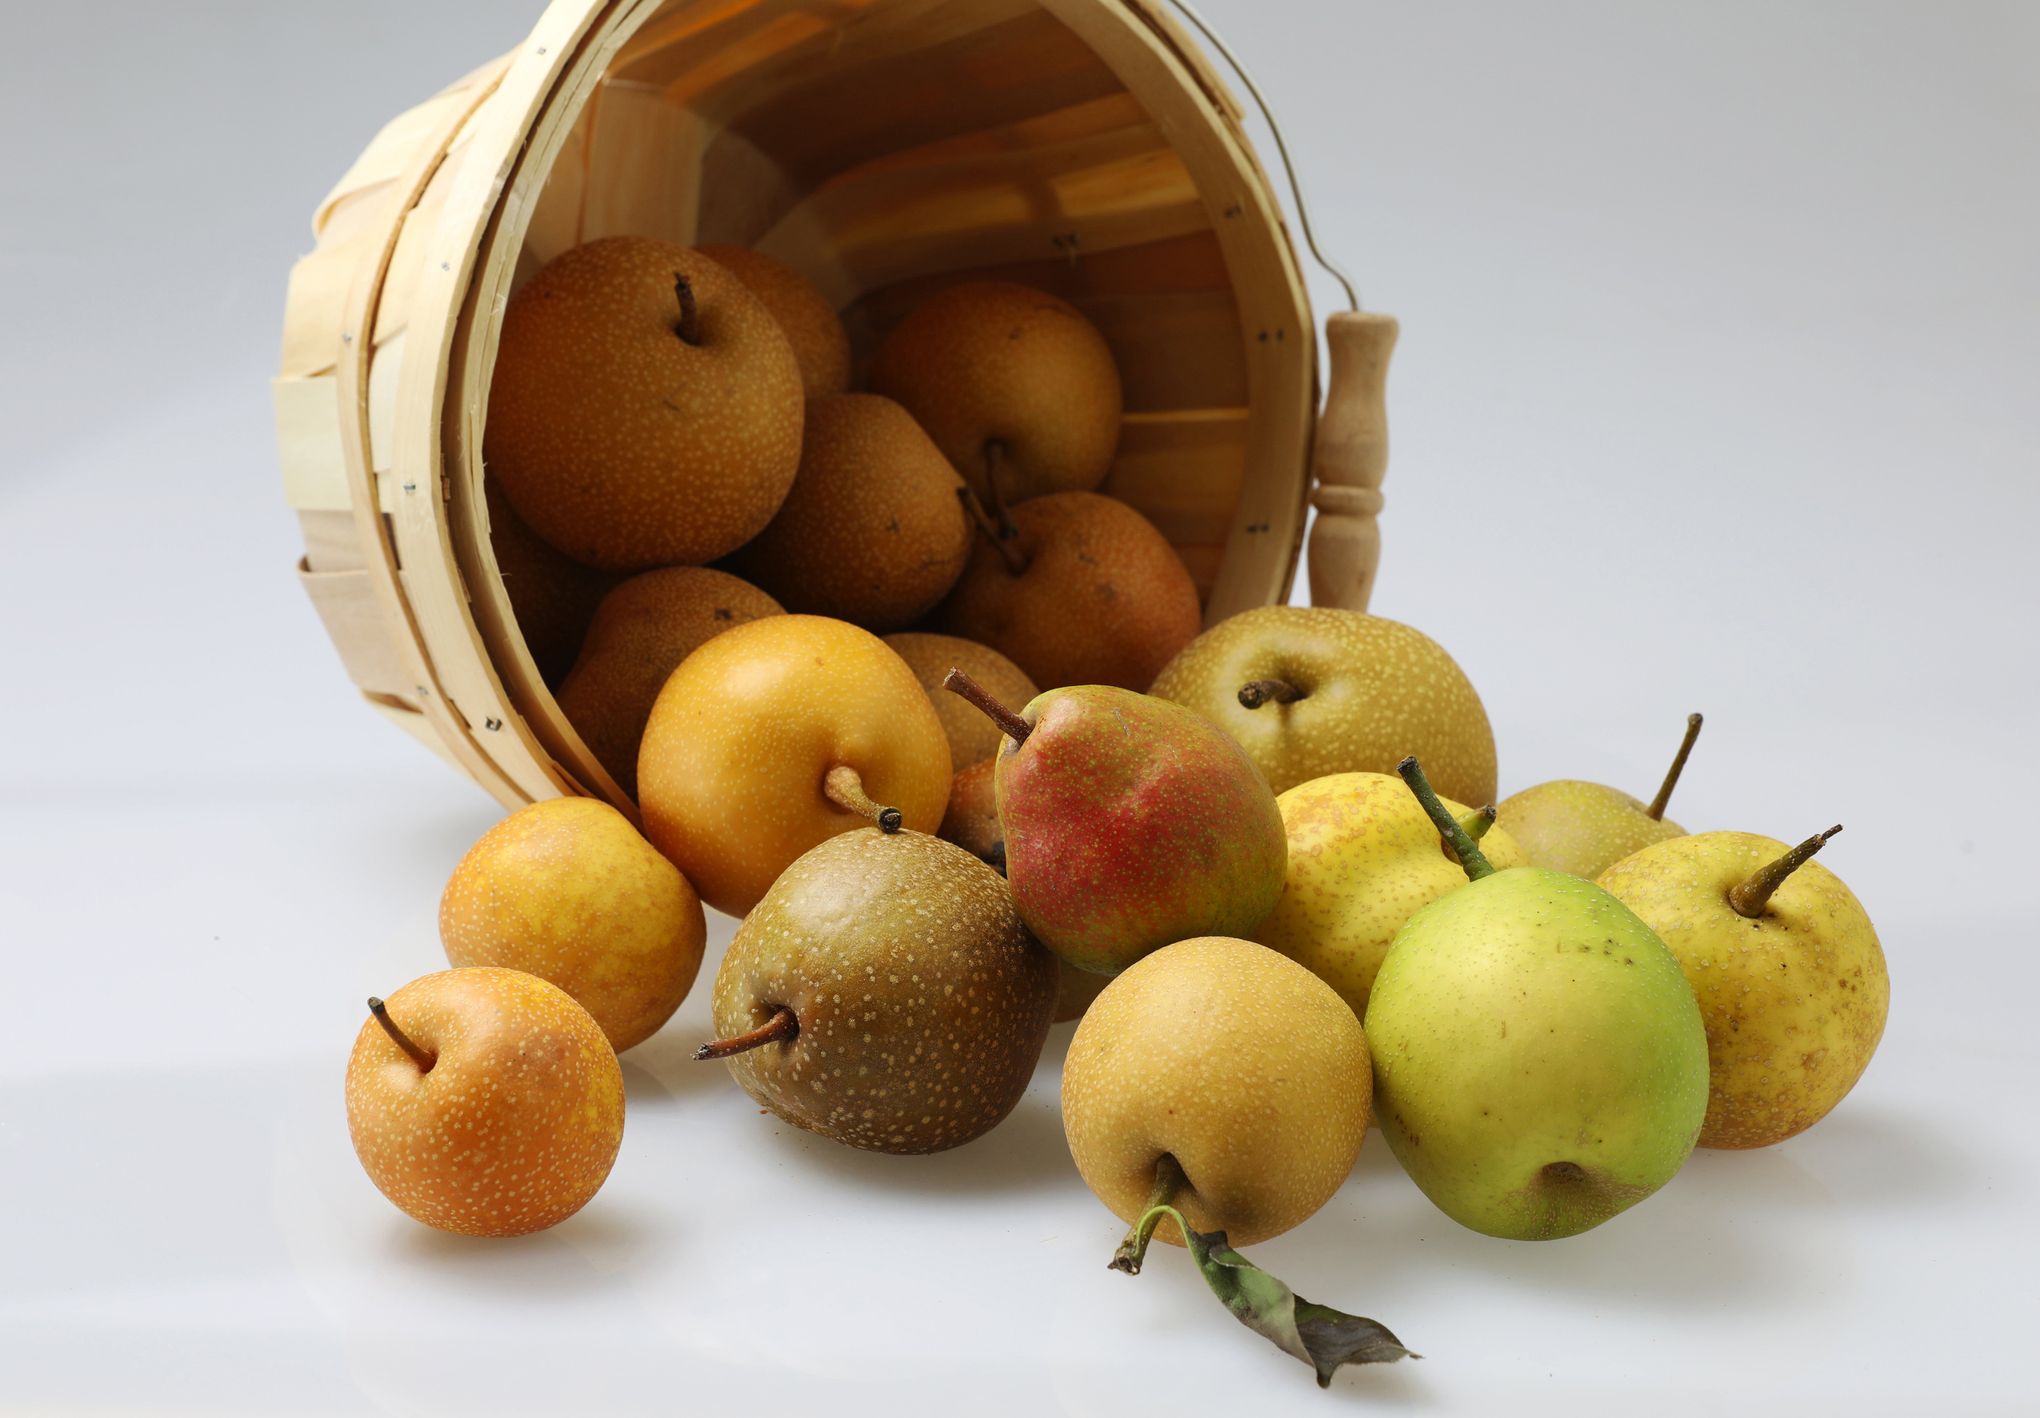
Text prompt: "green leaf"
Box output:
[[1132, 1204, 1417, 1389]]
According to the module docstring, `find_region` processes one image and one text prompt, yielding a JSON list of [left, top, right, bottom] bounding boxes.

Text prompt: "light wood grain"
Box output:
[[1306, 311, 1397, 613]]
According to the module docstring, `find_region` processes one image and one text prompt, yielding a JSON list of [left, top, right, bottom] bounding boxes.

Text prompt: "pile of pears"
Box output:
[[343, 234, 1891, 1392]]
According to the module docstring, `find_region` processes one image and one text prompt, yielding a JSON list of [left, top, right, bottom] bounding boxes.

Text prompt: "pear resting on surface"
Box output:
[[1497, 712, 1703, 879]]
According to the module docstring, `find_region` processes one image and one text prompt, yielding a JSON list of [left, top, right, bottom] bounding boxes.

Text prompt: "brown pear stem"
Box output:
[[672, 273, 701, 345], [366, 997, 434, 1072], [1400, 756, 1495, 881], [1645, 712, 1705, 821], [943, 668, 1033, 746], [1237, 678, 1306, 710], [984, 441, 1019, 539], [695, 1006, 799, 1061], [822, 765, 902, 833], [957, 487, 1028, 575], [1111, 1152, 1187, 1275], [1729, 825, 1842, 918]]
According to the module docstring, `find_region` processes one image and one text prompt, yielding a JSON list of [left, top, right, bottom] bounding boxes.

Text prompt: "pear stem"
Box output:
[[672, 273, 701, 346], [366, 997, 434, 1072], [1238, 678, 1306, 710], [822, 765, 902, 833], [1460, 805, 1497, 841], [957, 488, 1028, 575], [1729, 825, 1842, 918], [1111, 1152, 1187, 1275], [984, 441, 1020, 539], [1400, 756, 1495, 881], [1645, 712, 1705, 821], [695, 1006, 799, 1061], [943, 668, 1032, 747]]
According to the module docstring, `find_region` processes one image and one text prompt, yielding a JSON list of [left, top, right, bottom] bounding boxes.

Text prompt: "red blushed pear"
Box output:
[[943, 669, 1286, 975]]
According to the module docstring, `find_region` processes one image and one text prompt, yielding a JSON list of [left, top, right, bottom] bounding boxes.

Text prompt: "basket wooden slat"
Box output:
[[280, 0, 1395, 814]]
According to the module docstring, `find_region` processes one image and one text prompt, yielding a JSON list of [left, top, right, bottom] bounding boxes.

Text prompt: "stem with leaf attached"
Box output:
[[1111, 1153, 1186, 1274], [367, 997, 434, 1072], [1729, 825, 1842, 918], [822, 765, 902, 833], [1645, 712, 1705, 821], [695, 1006, 799, 1061], [1400, 756, 1495, 881], [943, 668, 1033, 747]]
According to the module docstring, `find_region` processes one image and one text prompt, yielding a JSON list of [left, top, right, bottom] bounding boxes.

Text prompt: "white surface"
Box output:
[[3, 2, 2037, 1414]]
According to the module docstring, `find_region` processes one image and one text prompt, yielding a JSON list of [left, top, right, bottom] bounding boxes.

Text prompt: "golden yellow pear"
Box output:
[[1497, 713, 1704, 879], [1062, 937, 1371, 1248], [1254, 772, 1527, 1020], [637, 615, 951, 917], [1598, 826, 1888, 1149], [440, 798, 707, 1051]]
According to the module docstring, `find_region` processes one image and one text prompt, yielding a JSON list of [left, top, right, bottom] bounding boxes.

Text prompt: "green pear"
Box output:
[[1598, 826, 1888, 1150], [1496, 712, 1703, 879], [1366, 759, 1709, 1240], [944, 670, 1286, 975], [1254, 772, 1529, 1020]]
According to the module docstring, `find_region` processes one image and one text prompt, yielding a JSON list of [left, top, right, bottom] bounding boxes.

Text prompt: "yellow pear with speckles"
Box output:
[[699, 828, 1057, 1154], [1597, 826, 1888, 1149], [440, 798, 707, 1052], [1063, 936, 1371, 1248], [637, 615, 952, 917], [345, 967, 625, 1237], [1497, 713, 1704, 879], [1254, 772, 1528, 1021], [1150, 606, 1496, 803]]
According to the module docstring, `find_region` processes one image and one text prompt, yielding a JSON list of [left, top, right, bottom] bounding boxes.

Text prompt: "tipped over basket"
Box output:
[[275, 0, 1398, 813]]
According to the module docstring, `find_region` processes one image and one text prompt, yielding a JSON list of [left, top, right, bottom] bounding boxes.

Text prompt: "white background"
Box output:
[[2, 1, 2036, 1413]]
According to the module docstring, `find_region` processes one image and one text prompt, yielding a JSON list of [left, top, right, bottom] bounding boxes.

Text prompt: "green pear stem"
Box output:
[[1238, 678, 1306, 710], [1645, 712, 1705, 821], [822, 765, 902, 833], [1399, 756, 1495, 881], [1460, 805, 1497, 841], [1729, 825, 1842, 918], [366, 997, 434, 1072], [671, 273, 702, 345], [956, 487, 1028, 575], [695, 1006, 799, 1061], [1111, 1152, 1187, 1275], [984, 441, 1019, 539], [943, 668, 1033, 747]]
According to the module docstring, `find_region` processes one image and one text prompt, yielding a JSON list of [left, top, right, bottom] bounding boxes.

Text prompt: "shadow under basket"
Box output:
[[276, 0, 1397, 814]]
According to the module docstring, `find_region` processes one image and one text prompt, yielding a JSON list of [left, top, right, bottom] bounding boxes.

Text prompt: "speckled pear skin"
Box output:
[[1597, 833, 1888, 1150], [1062, 937, 1371, 1248], [732, 394, 971, 631], [1365, 868, 1708, 1240], [1149, 606, 1497, 803], [698, 244, 850, 397], [1254, 772, 1529, 1020], [995, 686, 1287, 974], [1498, 780, 1685, 880], [485, 238, 804, 571], [637, 615, 952, 918], [345, 967, 625, 1238], [710, 830, 1057, 1154], [556, 567, 783, 797], [886, 632, 1040, 769], [440, 799, 706, 1052]]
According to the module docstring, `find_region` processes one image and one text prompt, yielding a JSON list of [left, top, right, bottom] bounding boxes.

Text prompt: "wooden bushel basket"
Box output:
[[276, 0, 1398, 813]]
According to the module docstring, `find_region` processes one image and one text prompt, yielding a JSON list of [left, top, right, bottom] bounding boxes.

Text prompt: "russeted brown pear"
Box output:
[[699, 829, 1057, 1154], [698, 244, 850, 396]]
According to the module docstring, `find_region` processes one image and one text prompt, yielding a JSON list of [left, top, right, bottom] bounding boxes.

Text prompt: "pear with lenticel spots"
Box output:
[[697, 828, 1056, 1155], [1596, 825, 1888, 1150]]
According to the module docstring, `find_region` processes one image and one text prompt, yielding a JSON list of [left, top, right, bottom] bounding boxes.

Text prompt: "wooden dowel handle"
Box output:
[[1307, 312, 1399, 613]]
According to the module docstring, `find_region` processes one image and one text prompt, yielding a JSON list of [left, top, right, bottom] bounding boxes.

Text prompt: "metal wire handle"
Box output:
[[1160, 0, 1362, 313]]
